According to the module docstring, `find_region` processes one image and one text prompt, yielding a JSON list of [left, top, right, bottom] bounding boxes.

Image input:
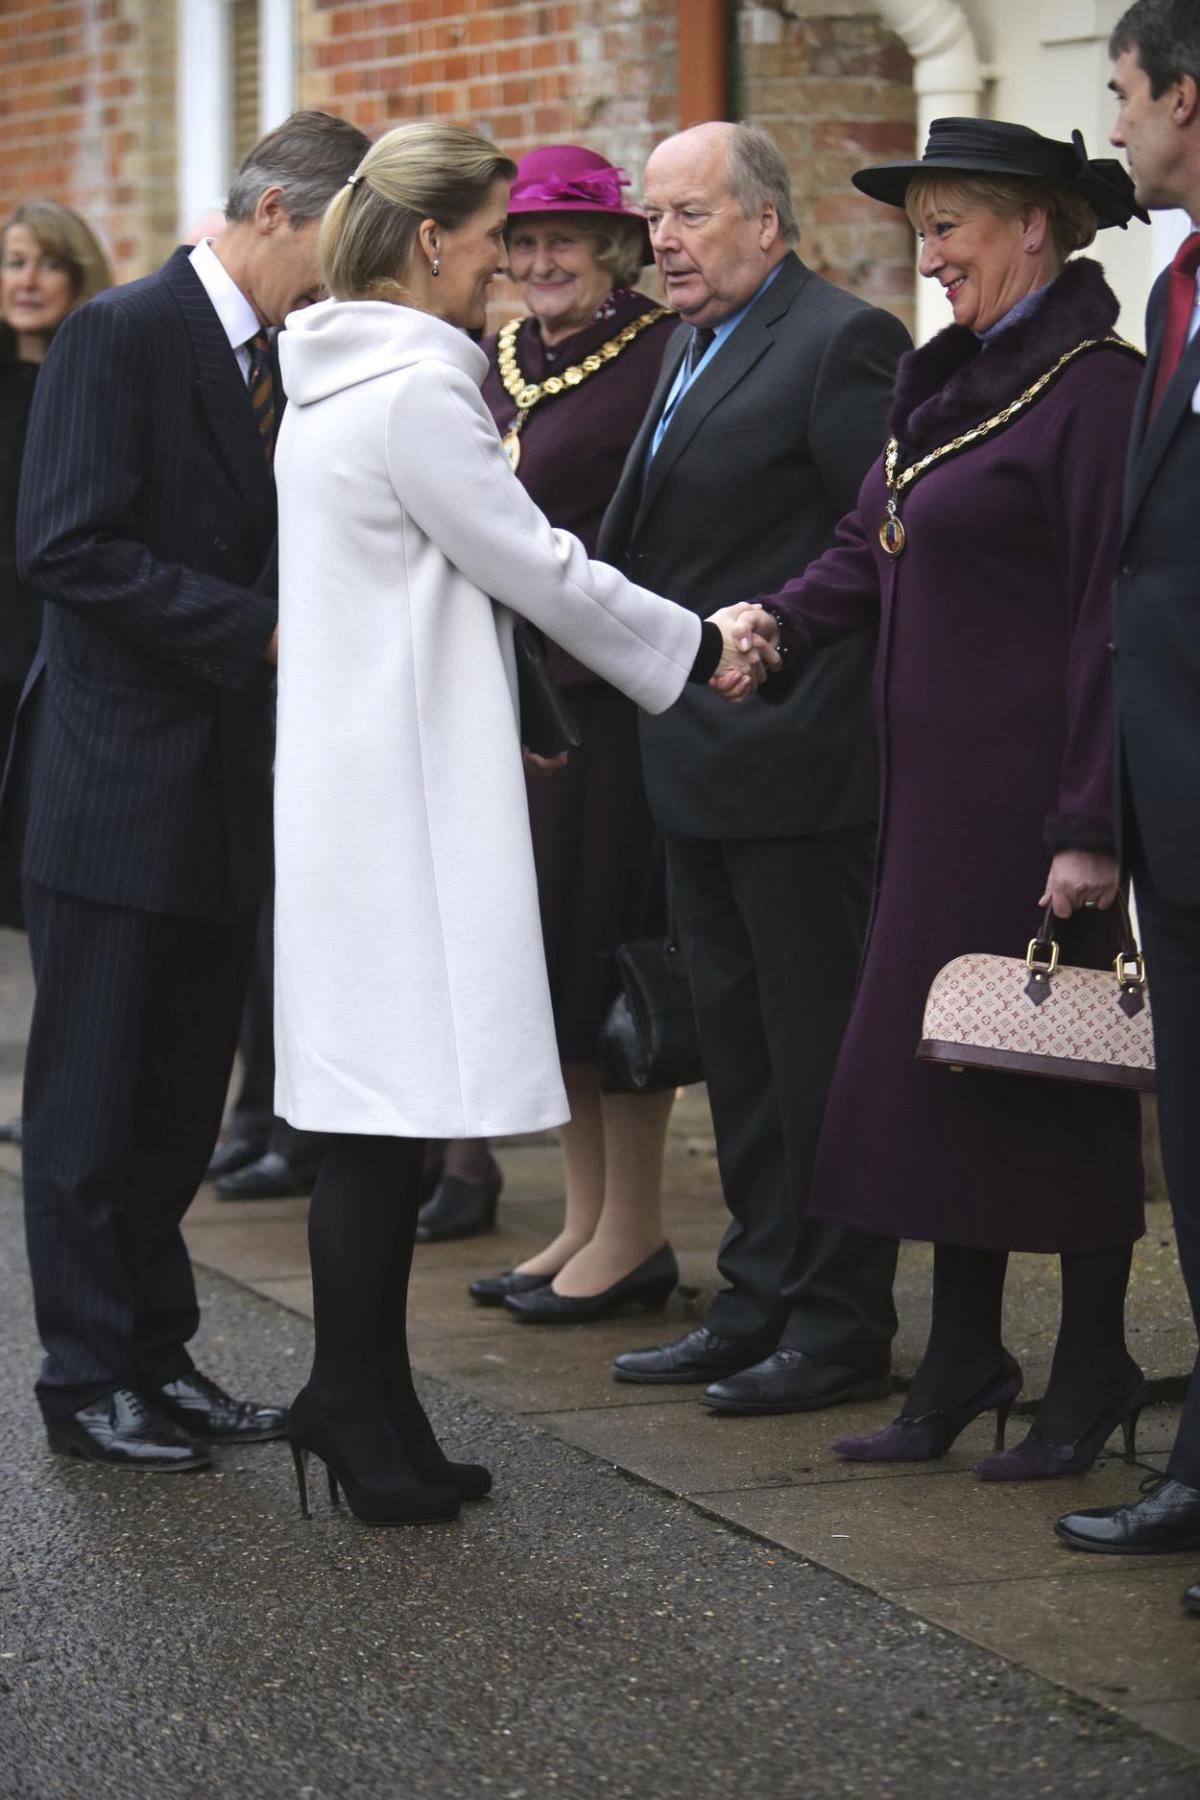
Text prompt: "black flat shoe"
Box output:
[[206, 1133, 270, 1181], [468, 1268, 553, 1306], [148, 1370, 288, 1443], [503, 1245, 678, 1323], [416, 1158, 503, 1242], [703, 1348, 893, 1416], [216, 1148, 321, 1200], [1056, 1476, 1200, 1554], [611, 1324, 763, 1385], [47, 1388, 211, 1470]]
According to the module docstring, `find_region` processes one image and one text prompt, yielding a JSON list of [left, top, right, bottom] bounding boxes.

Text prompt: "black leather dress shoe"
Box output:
[[416, 1158, 503, 1242], [215, 1148, 320, 1200], [0, 1115, 22, 1146], [611, 1323, 761, 1385], [148, 1371, 288, 1443], [702, 1348, 892, 1415], [206, 1133, 269, 1181], [468, 1269, 552, 1306], [47, 1388, 211, 1470], [504, 1244, 678, 1323], [1056, 1477, 1200, 1554]]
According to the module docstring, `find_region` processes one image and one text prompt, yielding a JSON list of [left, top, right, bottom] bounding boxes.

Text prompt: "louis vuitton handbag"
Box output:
[[917, 896, 1156, 1091]]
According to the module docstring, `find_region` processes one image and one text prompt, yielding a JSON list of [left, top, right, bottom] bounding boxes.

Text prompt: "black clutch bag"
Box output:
[[514, 621, 581, 758], [596, 935, 704, 1095]]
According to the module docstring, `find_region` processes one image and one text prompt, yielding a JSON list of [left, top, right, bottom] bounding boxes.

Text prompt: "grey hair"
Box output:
[[726, 123, 800, 246], [225, 110, 371, 226]]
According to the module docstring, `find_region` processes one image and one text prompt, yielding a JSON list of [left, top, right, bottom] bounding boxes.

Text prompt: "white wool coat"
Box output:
[[272, 300, 701, 1138]]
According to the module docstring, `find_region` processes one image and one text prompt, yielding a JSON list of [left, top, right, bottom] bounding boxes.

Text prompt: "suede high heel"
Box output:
[[974, 1369, 1149, 1481], [380, 1388, 493, 1502], [287, 1389, 460, 1526], [832, 1354, 1023, 1463]]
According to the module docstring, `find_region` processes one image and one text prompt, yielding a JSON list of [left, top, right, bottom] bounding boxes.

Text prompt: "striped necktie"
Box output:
[[245, 329, 276, 464]]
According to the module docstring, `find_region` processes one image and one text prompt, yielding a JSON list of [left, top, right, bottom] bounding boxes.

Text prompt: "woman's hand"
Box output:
[[705, 604, 782, 702], [523, 748, 569, 777], [1039, 849, 1119, 919]]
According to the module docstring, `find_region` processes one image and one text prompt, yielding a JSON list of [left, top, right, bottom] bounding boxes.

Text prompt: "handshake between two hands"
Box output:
[[704, 603, 783, 702]]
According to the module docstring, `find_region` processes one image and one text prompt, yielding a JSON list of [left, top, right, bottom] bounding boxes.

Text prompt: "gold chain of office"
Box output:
[[496, 306, 673, 470], [878, 333, 1144, 557]]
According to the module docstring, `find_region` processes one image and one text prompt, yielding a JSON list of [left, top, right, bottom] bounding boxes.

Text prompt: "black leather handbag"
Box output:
[[596, 930, 704, 1095], [514, 621, 582, 758]]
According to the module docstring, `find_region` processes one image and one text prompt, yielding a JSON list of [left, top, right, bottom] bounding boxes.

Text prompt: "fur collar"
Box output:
[[888, 258, 1122, 457]]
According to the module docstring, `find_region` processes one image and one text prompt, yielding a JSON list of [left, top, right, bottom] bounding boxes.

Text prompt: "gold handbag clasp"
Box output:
[[1025, 937, 1059, 976], [1115, 949, 1145, 987]]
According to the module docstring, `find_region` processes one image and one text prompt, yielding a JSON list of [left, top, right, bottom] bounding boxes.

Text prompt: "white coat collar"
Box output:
[[278, 298, 488, 407]]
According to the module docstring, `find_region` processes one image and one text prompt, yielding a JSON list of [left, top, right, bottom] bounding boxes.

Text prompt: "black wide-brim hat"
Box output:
[[852, 117, 1148, 230]]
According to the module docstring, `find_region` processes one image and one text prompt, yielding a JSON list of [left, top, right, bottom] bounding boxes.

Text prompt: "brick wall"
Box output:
[[737, 3, 916, 334], [0, 1, 915, 328], [0, 0, 177, 283], [298, 0, 677, 174]]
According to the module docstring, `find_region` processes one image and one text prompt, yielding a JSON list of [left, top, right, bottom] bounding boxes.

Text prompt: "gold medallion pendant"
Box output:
[[502, 429, 521, 471], [879, 511, 906, 556]]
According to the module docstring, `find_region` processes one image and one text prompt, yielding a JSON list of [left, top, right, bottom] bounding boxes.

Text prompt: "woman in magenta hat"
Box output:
[[430, 146, 683, 1323]]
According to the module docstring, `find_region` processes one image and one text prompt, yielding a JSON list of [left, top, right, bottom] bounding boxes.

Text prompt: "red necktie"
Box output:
[[246, 329, 276, 465], [1149, 230, 1200, 416]]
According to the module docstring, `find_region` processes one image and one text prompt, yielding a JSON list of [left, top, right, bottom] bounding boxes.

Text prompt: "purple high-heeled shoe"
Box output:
[[831, 1354, 1023, 1464], [973, 1369, 1149, 1481]]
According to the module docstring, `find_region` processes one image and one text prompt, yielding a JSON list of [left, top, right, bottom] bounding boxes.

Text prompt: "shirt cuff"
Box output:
[[687, 620, 723, 684]]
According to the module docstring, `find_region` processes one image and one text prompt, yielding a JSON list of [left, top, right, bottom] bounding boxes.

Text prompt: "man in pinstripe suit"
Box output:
[[10, 111, 369, 1470]]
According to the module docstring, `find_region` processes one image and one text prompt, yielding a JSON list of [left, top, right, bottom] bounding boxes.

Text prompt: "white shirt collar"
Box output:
[[188, 237, 261, 354]]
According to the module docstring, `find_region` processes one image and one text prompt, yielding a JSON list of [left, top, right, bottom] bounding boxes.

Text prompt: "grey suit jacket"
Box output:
[[597, 251, 910, 840]]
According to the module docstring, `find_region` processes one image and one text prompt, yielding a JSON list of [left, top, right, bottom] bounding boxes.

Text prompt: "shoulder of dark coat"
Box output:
[[889, 257, 1129, 455]]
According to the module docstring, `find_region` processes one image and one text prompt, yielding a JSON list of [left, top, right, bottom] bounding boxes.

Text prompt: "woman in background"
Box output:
[[0, 201, 111, 1139], [444, 146, 686, 1325]]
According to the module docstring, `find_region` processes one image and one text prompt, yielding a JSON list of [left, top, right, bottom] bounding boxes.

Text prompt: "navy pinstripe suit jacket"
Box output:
[[11, 246, 278, 918]]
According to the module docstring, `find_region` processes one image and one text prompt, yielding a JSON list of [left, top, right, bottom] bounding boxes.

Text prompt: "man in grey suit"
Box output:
[[602, 122, 909, 1410]]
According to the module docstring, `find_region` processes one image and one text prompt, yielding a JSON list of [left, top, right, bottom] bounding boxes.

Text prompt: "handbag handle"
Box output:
[[1025, 891, 1146, 997]]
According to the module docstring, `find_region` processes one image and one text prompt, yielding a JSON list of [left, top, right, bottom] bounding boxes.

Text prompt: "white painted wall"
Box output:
[[954, 0, 1186, 344]]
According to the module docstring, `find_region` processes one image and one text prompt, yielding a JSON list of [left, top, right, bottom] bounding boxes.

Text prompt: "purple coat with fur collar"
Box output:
[[765, 258, 1144, 1252]]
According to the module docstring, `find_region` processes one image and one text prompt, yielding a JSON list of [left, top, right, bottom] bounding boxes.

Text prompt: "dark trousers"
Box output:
[[228, 891, 325, 1167], [667, 829, 898, 1370], [1134, 868, 1200, 1488], [21, 878, 256, 1420]]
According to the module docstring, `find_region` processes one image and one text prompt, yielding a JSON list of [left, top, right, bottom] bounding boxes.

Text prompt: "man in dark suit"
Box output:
[[1057, 0, 1200, 1610], [12, 110, 369, 1469], [601, 121, 909, 1410]]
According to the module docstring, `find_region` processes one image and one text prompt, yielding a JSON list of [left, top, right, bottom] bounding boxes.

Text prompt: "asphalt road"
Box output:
[[1, 1177, 1197, 1800]]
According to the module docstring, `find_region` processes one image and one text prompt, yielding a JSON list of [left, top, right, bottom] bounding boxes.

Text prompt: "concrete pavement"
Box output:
[[1, 928, 1199, 1791]]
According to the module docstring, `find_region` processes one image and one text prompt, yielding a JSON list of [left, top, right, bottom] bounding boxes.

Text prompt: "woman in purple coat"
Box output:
[[752, 120, 1150, 1480], [437, 147, 685, 1319]]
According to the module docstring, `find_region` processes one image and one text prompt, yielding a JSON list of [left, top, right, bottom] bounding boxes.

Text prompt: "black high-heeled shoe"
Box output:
[[502, 1244, 678, 1324], [287, 1389, 460, 1526], [831, 1354, 1024, 1463], [379, 1385, 493, 1503]]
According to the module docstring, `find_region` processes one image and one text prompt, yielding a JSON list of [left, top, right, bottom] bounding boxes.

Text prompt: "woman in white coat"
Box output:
[[273, 121, 777, 1526]]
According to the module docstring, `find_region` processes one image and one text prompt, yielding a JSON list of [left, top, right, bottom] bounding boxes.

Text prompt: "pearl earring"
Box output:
[[431, 255, 441, 277]]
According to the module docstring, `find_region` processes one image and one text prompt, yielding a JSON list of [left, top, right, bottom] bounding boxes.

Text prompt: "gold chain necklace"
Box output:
[[496, 305, 673, 470], [878, 334, 1143, 556]]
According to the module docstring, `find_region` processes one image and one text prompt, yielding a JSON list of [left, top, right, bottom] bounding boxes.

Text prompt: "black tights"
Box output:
[[306, 1132, 477, 1487], [906, 1242, 1137, 1439]]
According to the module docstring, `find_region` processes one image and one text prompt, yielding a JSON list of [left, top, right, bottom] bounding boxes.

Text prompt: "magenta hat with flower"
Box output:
[[506, 144, 653, 264]]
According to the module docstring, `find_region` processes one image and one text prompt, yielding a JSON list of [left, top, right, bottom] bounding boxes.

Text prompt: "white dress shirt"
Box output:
[[188, 237, 261, 384]]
